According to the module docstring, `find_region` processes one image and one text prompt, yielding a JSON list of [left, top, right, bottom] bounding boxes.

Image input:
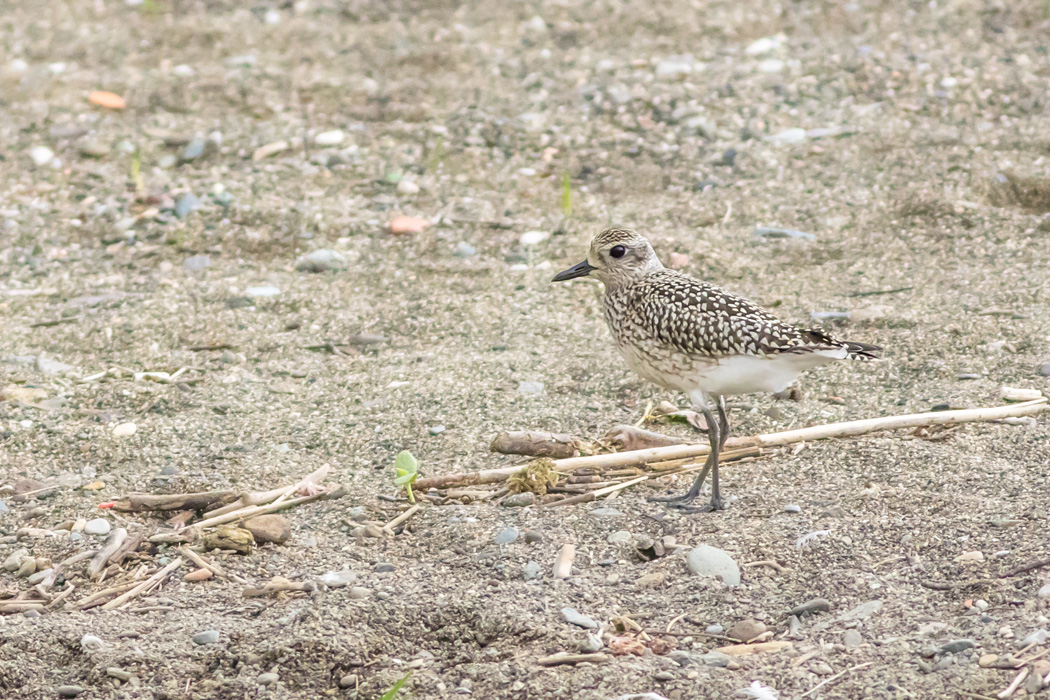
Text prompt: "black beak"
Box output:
[[552, 260, 596, 282]]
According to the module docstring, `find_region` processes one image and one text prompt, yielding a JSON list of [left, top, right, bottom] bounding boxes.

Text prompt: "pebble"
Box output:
[[453, 241, 476, 258], [374, 562, 395, 573], [397, 179, 420, 195], [243, 515, 290, 544], [553, 544, 575, 579], [726, 620, 767, 643], [428, 425, 446, 435], [348, 587, 371, 600], [183, 255, 210, 272], [784, 504, 801, 513], [522, 561, 542, 580], [687, 545, 741, 586], [699, 651, 731, 667], [502, 493, 535, 508], [84, 518, 111, 536], [517, 381, 544, 395], [758, 58, 785, 73], [106, 668, 132, 682], [745, 35, 782, 55], [561, 607, 598, 629], [4, 549, 29, 572], [843, 629, 863, 647], [192, 630, 220, 645], [0, 499, 7, 514], [978, 654, 998, 668], [29, 146, 54, 167], [181, 138, 206, 162], [56, 686, 85, 698], [524, 530, 543, 544], [581, 635, 603, 653], [347, 506, 368, 521], [112, 422, 137, 437], [1038, 364, 1050, 377], [183, 569, 213, 582], [257, 673, 279, 685], [955, 550, 984, 563], [295, 249, 347, 272], [495, 528, 519, 545], [78, 140, 110, 158], [158, 154, 178, 168], [252, 140, 289, 162], [939, 639, 976, 654], [655, 55, 702, 78], [607, 530, 632, 544], [588, 508, 623, 518], [389, 215, 430, 235], [790, 598, 831, 617], [319, 571, 355, 588], [314, 130, 345, 146], [245, 286, 280, 297], [654, 671, 675, 681], [23, 609, 41, 618], [1038, 583, 1050, 599], [172, 64, 195, 77], [519, 230, 549, 246], [339, 674, 358, 689], [174, 193, 200, 219]]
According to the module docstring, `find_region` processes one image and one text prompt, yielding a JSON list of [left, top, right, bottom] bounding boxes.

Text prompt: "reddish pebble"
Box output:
[[669, 252, 690, 269], [389, 216, 429, 235], [184, 568, 214, 582]]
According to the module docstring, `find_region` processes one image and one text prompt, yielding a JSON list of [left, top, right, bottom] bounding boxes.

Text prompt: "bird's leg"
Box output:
[[668, 397, 729, 513], [717, 395, 730, 450], [649, 404, 720, 507]]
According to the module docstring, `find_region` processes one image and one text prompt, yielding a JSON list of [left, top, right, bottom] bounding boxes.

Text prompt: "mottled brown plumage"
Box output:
[[553, 228, 880, 512]]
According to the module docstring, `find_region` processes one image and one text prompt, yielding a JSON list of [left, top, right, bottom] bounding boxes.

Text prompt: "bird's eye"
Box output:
[[610, 245, 626, 259]]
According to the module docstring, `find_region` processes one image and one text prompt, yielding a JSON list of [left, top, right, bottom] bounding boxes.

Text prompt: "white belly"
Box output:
[[619, 343, 847, 398], [690, 350, 847, 397]]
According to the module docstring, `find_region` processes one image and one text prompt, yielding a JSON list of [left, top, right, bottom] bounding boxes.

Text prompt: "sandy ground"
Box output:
[[2, 0, 1050, 698]]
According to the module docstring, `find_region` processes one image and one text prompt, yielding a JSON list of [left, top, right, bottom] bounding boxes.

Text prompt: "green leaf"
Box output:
[[394, 473, 418, 487], [394, 450, 418, 476], [379, 672, 412, 700]]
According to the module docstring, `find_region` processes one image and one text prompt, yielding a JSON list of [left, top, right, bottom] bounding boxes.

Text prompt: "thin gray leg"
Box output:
[[649, 404, 720, 507]]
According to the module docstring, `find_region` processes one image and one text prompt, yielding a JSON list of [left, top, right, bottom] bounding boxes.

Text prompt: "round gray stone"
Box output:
[[687, 545, 741, 585], [192, 630, 220, 645]]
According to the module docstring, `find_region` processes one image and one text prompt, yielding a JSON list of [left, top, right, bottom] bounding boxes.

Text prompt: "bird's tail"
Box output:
[[843, 341, 881, 361]]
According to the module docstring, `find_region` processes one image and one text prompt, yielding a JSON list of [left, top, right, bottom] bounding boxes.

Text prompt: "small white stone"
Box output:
[[172, 64, 195, 78], [758, 59, 785, 74], [745, 36, 782, 56], [940, 76, 958, 88], [765, 128, 808, 145], [8, 59, 28, 73], [112, 422, 137, 437], [519, 230, 549, 246], [397, 179, 420, 195], [29, 146, 54, 167], [84, 518, 111, 536], [314, 130, 345, 146], [264, 9, 281, 24], [244, 286, 280, 297]]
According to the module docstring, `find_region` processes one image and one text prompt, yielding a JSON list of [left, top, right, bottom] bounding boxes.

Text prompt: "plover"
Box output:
[[553, 228, 880, 512]]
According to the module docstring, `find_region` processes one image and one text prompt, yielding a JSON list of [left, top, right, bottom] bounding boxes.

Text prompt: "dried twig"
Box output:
[[112, 491, 237, 513], [541, 476, 649, 508], [179, 546, 250, 585], [743, 560, 788, 573], [243, 577, 317, 598], [100, 558, 183, 610], [537, 653, 609, 667], [88, 528, 128, 579], [921, 554, 1050, 590], [799, 662, 873, 699], [998, 668, 1029, 699], [554, 399, 1048, 471], [383, 504, 421, 533]]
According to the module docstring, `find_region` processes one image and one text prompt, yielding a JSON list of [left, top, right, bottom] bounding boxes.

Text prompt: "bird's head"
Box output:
[[552, 228, 664, 289]]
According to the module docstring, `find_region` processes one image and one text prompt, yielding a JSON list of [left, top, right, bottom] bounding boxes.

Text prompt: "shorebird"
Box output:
[[553, 228, 880, 512]]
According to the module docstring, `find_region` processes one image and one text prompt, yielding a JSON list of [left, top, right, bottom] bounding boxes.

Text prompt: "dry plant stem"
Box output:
[[537, 653, 609, 666], [554, 399, 1049, 471], [101, 558, 183, 610], [743, 560, 788, 573], [921, 554, 1050, 590], [0, 602, 45, 613], [179, 546, 250, 585], [205, 465, 331, 519], [77, 580, 140, 609], [88, 528, 128, 579], [542, 476, 649, 508], [799, 662, 874, 699], [999, 668, 1029, 699], [383, 504, 420, 531], [191, 490, 330, 531], [243, 578, 316, 598], [48, 583, 76, 609]]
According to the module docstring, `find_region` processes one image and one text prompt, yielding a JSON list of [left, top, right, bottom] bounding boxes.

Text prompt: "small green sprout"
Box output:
[[560, 171, 572, 217], [379, 672, 411, 700], [393, 450, 419, 503]]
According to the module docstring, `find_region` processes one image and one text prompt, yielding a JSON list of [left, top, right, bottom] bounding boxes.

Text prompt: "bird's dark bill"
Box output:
[[552, 260, 596, 282]]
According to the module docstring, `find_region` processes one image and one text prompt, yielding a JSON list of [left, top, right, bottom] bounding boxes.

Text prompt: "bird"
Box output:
[[552, 228, 880, 513]]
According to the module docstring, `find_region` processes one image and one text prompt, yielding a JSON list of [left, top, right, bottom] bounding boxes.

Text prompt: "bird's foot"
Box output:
[[672, 496, 726, 514]]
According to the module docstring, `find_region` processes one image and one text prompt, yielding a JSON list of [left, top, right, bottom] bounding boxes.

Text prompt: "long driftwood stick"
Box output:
[[553, 399, 1049, 471], [112, 491, 237, 513]]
